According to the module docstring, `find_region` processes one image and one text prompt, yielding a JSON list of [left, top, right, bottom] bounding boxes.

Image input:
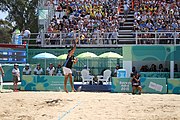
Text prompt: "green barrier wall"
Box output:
[[111, 77, 167, 93], [167, 79, 180, 94], [21, 75, 72, 91]]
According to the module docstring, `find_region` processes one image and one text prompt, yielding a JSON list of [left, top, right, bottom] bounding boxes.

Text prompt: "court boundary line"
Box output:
[[58, 101, 81, 120]]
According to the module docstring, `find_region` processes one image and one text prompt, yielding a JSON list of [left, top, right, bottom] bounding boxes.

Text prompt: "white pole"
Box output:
[[110, 59, 111, 71], [170, 61, 174, 78], [87, 59, 88, 69], [123, 61, 132, 78], [45, 59, 46, 75]]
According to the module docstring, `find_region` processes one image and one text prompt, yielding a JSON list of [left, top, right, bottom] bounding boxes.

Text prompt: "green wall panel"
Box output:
[[123, 46, 180, 61], [168, 79, 180, 94]]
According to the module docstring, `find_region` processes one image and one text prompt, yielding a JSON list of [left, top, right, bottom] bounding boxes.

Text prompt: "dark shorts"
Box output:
[[132, 85, 140, 88], [132, 83, 141, 88], [13, 76, 19, 83]]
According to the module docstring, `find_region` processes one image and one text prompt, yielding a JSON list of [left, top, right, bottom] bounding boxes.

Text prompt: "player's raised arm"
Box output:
[[69, 38, 78, 57]]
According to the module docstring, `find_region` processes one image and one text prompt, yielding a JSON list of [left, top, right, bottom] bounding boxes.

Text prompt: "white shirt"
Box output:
[[23, 67, 32, 75], [12, 68, 20, 80], [12, 68, 20, 76], [23, 30, 31, 38], [34, 67, 43, 75], [46, 67, 55, 76]]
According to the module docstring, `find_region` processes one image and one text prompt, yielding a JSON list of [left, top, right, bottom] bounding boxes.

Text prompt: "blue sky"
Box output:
[[0, 11, 8, 20]]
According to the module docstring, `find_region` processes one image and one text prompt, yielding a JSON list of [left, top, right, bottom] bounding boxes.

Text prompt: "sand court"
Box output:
[[0, 92, 180, 120]]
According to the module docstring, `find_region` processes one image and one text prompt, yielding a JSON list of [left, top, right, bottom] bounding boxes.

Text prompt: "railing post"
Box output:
[[174, 31, 176, 45], [78, 31, 80, 45], [41, 31, 44, 47], [135, 30, 138, 44], [97, 32, 99, 44], [60, 31, 62, 46], [155, 31, 157, 44], [116, 31, 118, 45]]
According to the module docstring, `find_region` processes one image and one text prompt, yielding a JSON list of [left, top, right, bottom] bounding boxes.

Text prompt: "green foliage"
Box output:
[[0, 0, 38, 32], [0, 19, 12, 43]]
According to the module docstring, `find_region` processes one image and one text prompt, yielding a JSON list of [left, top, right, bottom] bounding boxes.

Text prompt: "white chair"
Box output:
[[97, 69, 112, 85], [81, 69, 94, 84]]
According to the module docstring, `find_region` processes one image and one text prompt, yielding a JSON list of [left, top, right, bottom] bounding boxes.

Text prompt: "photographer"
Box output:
[[130, 73, 142, 95]]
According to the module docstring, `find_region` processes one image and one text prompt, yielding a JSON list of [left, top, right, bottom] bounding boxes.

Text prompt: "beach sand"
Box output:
[[0, 92, 180, 120]]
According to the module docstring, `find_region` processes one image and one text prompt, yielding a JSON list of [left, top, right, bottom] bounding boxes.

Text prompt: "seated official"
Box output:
[[23, 63, 31, 75], [55, 64, 63, 76], [33, 64, 43, 75], [46, 63, 55, 76], [113, 64, 120, 77], [130, 73, 142, 95]]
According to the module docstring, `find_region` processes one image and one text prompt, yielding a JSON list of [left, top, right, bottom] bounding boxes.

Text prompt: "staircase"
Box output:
[[117, 0, 135, 44]]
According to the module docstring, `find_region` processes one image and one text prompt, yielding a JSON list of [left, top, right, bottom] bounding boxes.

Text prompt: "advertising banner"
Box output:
[[111, 77, 167, 93], [111, 77, 132, 93], [21, 75, 72, 91]]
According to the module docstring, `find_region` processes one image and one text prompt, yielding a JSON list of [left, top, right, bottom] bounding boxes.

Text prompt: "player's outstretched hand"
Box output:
[[74, 58, 78, 64], [75, 38, 79, 44]]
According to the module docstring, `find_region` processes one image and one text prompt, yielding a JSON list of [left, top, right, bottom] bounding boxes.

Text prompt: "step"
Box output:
[[118, 30, 133, 33], [119, 28, 133, 30], [122, 25, 133, 27], [118, 13, 134, 16], [118, 30, 132, 32], [125, 17, 134, 20], [124, 22, 134, 26], [117, 39, 136, 44], [118, 35, 134, 38], [119, 11, 134, 14], [120, 26, 133, 29], [118, 32, 134, 36], [124, 19, 134, 23], [123, 21, 133, 24], [118, 31, 133, 34], [119, 29, 134, 32], [118, 15, 134, 18]]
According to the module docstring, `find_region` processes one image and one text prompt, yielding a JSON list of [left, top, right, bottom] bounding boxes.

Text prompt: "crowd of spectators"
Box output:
[[44, 0, 132, 45], [133, 0, 180, 44], [139, 63, 179, 72], [42, 0, 180, 45]]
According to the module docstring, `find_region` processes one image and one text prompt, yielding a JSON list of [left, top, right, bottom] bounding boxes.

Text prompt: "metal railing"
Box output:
[[20, 31, 180, 47], [135, 31, 180, 45]]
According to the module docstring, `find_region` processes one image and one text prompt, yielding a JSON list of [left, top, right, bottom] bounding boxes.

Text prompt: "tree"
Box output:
[[0, 20, 13, 43], [0, 0, 38, 33]]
